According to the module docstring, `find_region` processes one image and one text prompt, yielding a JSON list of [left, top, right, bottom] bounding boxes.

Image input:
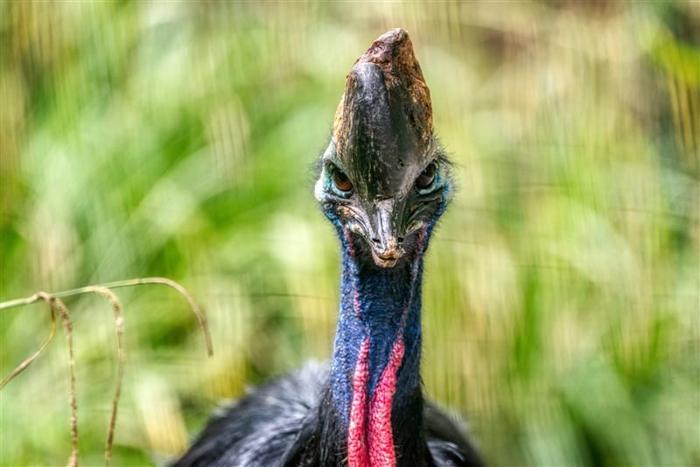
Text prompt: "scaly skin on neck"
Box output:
[[324, 226, 430, 466]]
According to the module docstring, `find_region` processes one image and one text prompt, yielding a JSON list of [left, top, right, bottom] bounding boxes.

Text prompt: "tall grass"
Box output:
[[1, 2, 698, 465]]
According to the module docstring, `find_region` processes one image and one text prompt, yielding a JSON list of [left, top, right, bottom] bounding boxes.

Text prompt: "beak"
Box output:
[[368, 199, 405, 268]]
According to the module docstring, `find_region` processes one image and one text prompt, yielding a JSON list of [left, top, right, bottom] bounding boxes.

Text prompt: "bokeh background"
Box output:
[[1, 1, 699, 465]]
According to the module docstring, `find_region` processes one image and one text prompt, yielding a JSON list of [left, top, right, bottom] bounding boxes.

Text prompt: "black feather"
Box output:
[[173, 363, 482, 467]]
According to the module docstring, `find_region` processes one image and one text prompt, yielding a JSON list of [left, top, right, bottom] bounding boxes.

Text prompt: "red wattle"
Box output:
[[347, 336, 406, 467], [368, 336, 405, 467], [348, 338, 370, 467]]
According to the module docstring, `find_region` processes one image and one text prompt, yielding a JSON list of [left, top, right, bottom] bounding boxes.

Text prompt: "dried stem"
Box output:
[[82, 286, 124, 466], [51, 296, 79, 467], [0, 292, 57, 390], [0, 277, 213, 466], [0, 277, 213, 356]]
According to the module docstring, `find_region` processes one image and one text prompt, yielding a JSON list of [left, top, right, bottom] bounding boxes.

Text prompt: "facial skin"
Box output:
[[315, 29, 450, 268], [315, 140, 452, 268]]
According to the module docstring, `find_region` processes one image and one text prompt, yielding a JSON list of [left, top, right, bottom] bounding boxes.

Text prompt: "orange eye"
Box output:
[[332, 169, 353, 192], [416, 162, 437, 189]]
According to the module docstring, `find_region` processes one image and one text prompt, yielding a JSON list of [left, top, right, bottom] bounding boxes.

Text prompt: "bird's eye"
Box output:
[[416, 161, 437, 190], [331, 167, 353, 193]]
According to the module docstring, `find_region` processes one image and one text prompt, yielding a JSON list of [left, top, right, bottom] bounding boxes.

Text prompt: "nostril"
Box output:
[[371, 237, 380, 244], [397, 236, 404, 243]]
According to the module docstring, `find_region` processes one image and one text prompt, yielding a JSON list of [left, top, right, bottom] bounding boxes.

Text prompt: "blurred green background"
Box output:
[[1, 1, 699, 465]]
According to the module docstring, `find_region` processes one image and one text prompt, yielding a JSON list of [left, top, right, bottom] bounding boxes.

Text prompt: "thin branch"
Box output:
[[0, 277, 213, 356], [81, 286, 124, 467], [50, 296, 79, 467], [0, 277, 213, 466], [0, 293, 50, 311], [0, 293, 57, 390]]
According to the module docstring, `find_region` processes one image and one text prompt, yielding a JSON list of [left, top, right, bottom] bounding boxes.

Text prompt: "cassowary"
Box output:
[[175, 29, 483, 467]]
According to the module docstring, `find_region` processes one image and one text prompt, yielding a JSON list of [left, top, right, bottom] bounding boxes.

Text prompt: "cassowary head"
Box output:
[[315, 29, 452, 268]]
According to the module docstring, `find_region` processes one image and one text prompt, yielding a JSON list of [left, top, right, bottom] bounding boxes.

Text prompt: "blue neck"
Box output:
[[328, 229, 427, 425]]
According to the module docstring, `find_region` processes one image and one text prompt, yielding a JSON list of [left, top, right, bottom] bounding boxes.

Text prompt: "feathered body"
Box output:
[[175, 364, 481, 467], [175, 29, 483, 467]]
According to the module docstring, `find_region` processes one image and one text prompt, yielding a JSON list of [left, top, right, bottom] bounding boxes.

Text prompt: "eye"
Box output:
[[331, 167, 353, 193], [416, 161, 437, 190]]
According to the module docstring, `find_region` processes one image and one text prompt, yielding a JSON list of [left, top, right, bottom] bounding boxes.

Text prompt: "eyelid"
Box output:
[[416, 162, 440, 194], [325, 161, 345, 176], [421, 160, 438, 177]]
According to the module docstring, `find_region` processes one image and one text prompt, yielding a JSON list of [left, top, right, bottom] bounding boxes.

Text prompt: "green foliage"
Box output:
[[1, 2, 698, 465]]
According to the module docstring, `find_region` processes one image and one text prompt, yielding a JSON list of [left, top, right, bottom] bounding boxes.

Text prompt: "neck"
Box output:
[[323, 228, 429, 466]]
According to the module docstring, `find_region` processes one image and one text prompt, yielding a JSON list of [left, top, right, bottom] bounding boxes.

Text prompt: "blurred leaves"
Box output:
[[1, 1, 699, 466]]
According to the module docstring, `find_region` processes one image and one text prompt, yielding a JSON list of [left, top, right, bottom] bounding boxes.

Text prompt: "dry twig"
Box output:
[[81, 286, 125, 466], [0, 277, 212, 466], [0, 292, 57, 390]]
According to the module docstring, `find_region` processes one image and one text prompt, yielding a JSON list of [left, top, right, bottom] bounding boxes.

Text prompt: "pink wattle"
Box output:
[[368, 336, 405, 467], [347, 336, 406, 467], [348, 338, 370, 467]]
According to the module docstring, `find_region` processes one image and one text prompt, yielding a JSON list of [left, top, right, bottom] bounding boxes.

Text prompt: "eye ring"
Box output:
[[416, 161, 437, 190], [330, 166, 353, 193]]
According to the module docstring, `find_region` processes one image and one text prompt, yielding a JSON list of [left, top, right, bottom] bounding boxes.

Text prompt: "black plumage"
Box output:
[[174, 364, 482, 467]]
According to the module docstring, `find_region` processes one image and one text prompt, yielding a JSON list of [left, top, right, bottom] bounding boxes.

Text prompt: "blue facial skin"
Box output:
[[315, 147, 452, 425]]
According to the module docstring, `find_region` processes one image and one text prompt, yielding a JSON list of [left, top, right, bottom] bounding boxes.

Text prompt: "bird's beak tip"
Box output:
[[370, 246, 405, 269]]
